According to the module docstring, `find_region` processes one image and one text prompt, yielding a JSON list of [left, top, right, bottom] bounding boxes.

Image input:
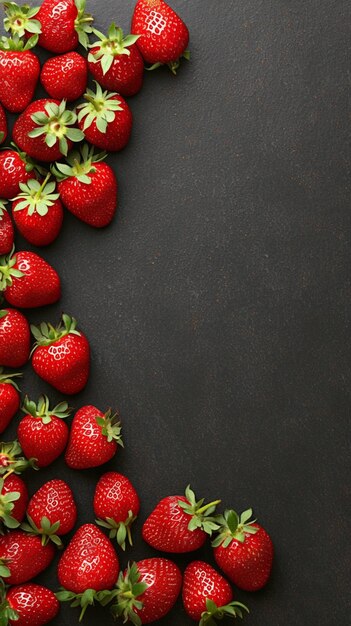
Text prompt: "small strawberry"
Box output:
[[94, 472, 140, 550], [56, 524, 119, 620], [36, 0, 94, 53], [0, 530, 55, 584], [13, 99, 84, 162], [0, 474, 28, 531], [0, 203, 14, 257], [88, 24, 143, 97], [0, 146, 40, 200], [0, 35, 40, 113], [65, 405, 123, 470], [212, 509, 274, 592], [0, 308, 30, 368], [12, 175, 63, 247], [131, 0, 190, 72], [182, 561, 249, 624], [0, 103, 7, 145], [0, 248, 61, 309], [52, 144, 117, 228], [0, 441, 35, 477], [40, 52, 88, 101], [31, 314, 90, 395], [142, 485, 220, 553], [2, 583, 60, 626], [0, 370, 21, 434], [17, 395, 70, 468]]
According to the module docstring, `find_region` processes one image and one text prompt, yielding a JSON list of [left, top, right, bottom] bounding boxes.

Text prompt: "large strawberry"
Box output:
[[212, 509, 274, 592], [182, 561, 249, 624], [52, 144, 117, 227], [0, 308, 30, 368], [40, 52, 88, 101], [88, 24, 143, 96], [0, 530, 55, 584], [65, 405, 123, 470], [0, 474, 28, 530], [1, 583, 60, 626], [0, 202, 14, 256], [17, 395, 70, 468], [0, 370, 21, 434], [0, 35, 40, 113], [77, 82, 133, 152], [0, 248, 61, 309], [13, 99, 84, 162], [94, 472, 140, 550], [131, 0, 190, 72], [0, 441, 35, 477], [0, 103, 7, 145], [36, 0, 94, 53], [0, 146, 40, 200], [12, 176, 63, 247], [31, 315, 90, 395], [142, 485, 220, 553]]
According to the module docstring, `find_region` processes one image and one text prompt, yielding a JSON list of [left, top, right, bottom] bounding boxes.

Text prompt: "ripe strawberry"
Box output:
[[13, 99, 84, 162], [31, 315, 90, 395], [0, 103, 7, 145], [94, 472, 140, 550], [12, 176, 63, 247], [0, 440, 35, 477], [212, 509, 274, 592], [40, 52, 88, 101], [77, 82, 133, 152], [0, 308, 30, 368], [3, 583, 60, 626], [88, 24, 143, 97], [0, 248, 61, 309], [0, 35, 40, 113], [17, 395, 70, 468], [0, 530, 55, 584], [0, 147, 39, 200], [0, 202, 14, 256], [0, 370, 21, 434], [52, 144, 117, 228], [142, 485, 220, 553], [36, 0, 94, 53], [65, 405, 123, 470], [182, 561, 249, 623], [131, 0, 190, 72], [0, 474, 28, 531]]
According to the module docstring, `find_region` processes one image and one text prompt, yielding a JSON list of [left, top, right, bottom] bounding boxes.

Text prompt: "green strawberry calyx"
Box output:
[[96, 410, 124, 447], [22, 394, 71, 424], [0, 558, 11, 579], [0, 578, 19, 622], [178, 485, 221, 536], [77, 81, 123, 134], [96, 509, 137, 551], [31, 314, 82, 349], [0, 368, 21, 392], [51, 143, 106, 184], [88, 24, 139, 75], [0, 247, 24, 292], [0, 32, 38, 51], [0, 477, 21, 531], [200, 598, 249, 625], [0, 440, 36, 476], [146, 49, 191, 75], [211, 509, 259, 548], [56, 587, 108, 622], [97, 562, 148, 626], [6, 142, 47, 175], [2, 2, 42, 38], [0, 201, 8, 219], [73, 0, 94, 49], [21, 514, 62, 547], [28, 100, 85, 157], [12, 174, 59, 217]]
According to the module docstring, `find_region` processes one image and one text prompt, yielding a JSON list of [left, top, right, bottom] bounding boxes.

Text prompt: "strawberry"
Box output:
[[3, 583, 60, 626], [0, 474, 28, 530], [36, 0, 94, 53], [65, 405, 123, 470], [182, 561, 249, 624], [0, 441, 35, 477], [13, 99, 84, 162], [142, 485, 220, 553], [0, 203, 14, 257], [0, 147, 40, 200], [0, 370, 21, 434], [57, 524, 119, 620], [212, 509, 274, 592], [52, 144, 117, 228], [0, 35, 40, 113], [88, 24, 143, 97], [17, 395, 70, 468], [40, 52, 88, 101], [0, 308, 30, 368], [94, 472, 140, 550], [0, 248, 61, 309], [31, 315, 90, 395], [0, 530, 55, 584], [0, 103, 7, 145], [131, 0, 190, 72], [12, 175, 63, 247], [77, 82, 133, 152]]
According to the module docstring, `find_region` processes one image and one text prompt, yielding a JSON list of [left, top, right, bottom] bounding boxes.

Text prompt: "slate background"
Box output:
[[2, 0, 350, 624]]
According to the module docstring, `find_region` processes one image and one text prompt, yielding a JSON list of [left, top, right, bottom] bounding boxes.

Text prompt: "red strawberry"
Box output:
[[65, 405, 123, 470], [94, 472, 140, 550], [17, 395, 70, 468], [0, 370, 21, 434], [131, 0, 190, 71], [212, 509, 274, 592], [142, 485, 220, 553], [31, 315, 90, 395], [0, 103, 7, 145], [36, 0, 93, 53], [4, 583, 60, 626], [53, 144, 117, 228], [0, 441, 35, 477], [77, 82, 132, 152], [182, 561, 249, 623], [0, 308, 30, 368], [0, 474, 28, 531], [0, 147, 39, 200], [12, 176, 63, 247], [0, 34, 40, 114], [40, 52, 88, 101], [0, 202, 14, 255], [88, 24, 143, 97], [13, 99, 84, 162], [0, 248, 61, 309], [0, 530, 55, 584]]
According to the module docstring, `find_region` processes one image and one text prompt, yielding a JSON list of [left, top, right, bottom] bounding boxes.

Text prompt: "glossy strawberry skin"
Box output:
[[0, 383, 20, 434], [0, 309, 30, 368], [1, 474, 29, 524], [27, 479, 77, 535], [0, 531, 55, 584], [182, 561, 233, 621], [37, 0, 80, 54], [3, 251, 61, 309], [40, 52, 88, 101], [17, 415, 69, 468], [7, 583, 60, 626], [57, 524, 119, 593], [0, 103, 7, 144], [65, 406, 118, 470], [78, 95, 132, 153], [94, 472, 140, 523], [12, 197, 64, 247], [0, 151, 34, 200], [133, 558, 182, 623], [0, 209, 14, 255], [88, 43, 144, 97], [0, 50, 40, 113]]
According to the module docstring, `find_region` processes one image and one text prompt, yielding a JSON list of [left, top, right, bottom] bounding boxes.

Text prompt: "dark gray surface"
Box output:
[[2, 0, 350, 624]]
